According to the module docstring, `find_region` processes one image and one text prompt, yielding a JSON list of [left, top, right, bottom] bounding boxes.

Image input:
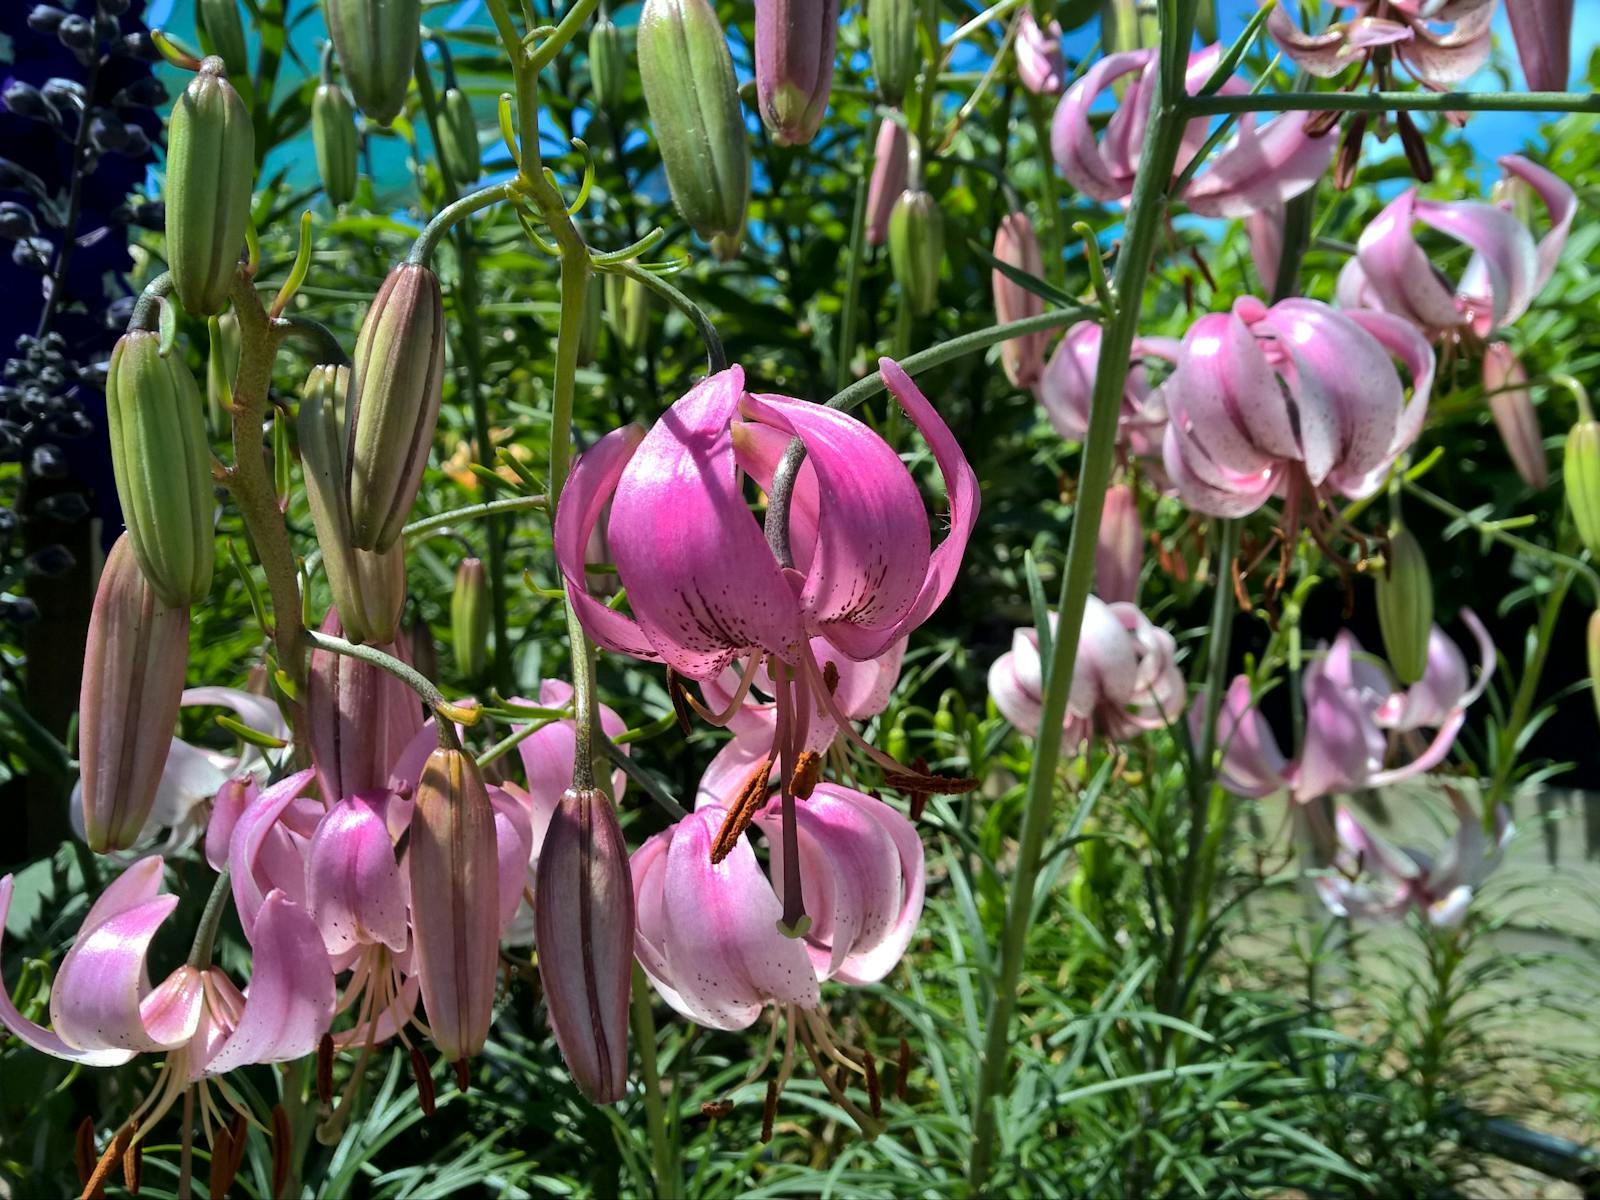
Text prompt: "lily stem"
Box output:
[[630, 964, 678, 1197], [1182, 89, 1600, 117]]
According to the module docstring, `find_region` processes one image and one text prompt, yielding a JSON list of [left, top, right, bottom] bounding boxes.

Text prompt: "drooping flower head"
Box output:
[[1035, 320, 1178, 461], [1015, 10, 1066, 96]]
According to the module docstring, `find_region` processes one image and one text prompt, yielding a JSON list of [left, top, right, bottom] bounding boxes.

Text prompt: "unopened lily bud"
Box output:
[[197, 0, 249, 81], [106, 330, 214, 607], [1587, 609, 1600, 728], [589, 17, 625, 112], [1102, 0, 1158, 54], [866, 0, 916, 105], [450, 557, 489, 680], [438, 86, 479, 188], [1096, 483, 1142, 604], [888, 187, 942, 317], [299, 362, 405, 643], [79, 535, 190, 852], [1564, 418, 1600, 559], [1483, 342, 1547, 489], [1376, 527, 1433, 685], [755, 0, 837, 146], [1506, 0, 1573, 93], [312, 79, 359, 206], [409, 746, 500, 1063], [323, 0, 419, 125], [605, 272, 652, 356], [307, 610, 422, 801], [991, 211, 1046, 388], [638, 0, 750, 260], [1015, 11, 1065, 95], [865, 118, 908, 247], [165, 57, 254, 316], [206, 310, 240, 435], [536, 788, 634, 1103], [347, 262, 445, 552]]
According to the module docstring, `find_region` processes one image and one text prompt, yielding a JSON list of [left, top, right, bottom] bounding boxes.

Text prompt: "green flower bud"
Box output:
[[1376, 527, 1433, 685], [888, 188, 943, 317], [451, 557, 489, 680], [1565, 419, 1600, 559], [299, 362, 406, 644], [637, 0, 750, 260], [866, 0, 917, 105], [165, 58, 254, 317], [605, 272, 652, 357], [324, 0, 420, 126], [106, 330, 215, 607], [312, 80, 360, 206], [197, 0, 250, 81], [205, 310, 240, 436], [347, 262, 446, 553], [589, 17, 625, 112], [439, 85, 480, 188]]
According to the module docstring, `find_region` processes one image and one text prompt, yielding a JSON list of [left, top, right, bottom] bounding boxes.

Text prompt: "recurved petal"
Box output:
[[1050, 50, 1156, 200], [1292, 665, 1381, 802], [1399, 1, 1493, 85], [1170, 308, 1294, 470], [205, 775, 256, 872], [228, 768, 317, 942], [1182, 111, 1336, 219], [305, 796, 410, 956], [515, 679, 628, 808], [1208, 677, 1291, 798], [1266, 4, 1365, 77], [1416, 197, 1538, 328], [1353, 189, 1464, 331], [1332, 309, 1436, 496], [1161, 421, 1279, 518], [1500, 154, 1577, 292]]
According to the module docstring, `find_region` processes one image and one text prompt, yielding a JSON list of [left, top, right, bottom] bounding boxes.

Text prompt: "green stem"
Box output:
[[407, 183, 515, 266], [1182, 89, 1600, 117], [605, 260, 726, 375], [485, 0, 543, 179], [185, 869, 235, 969], [1485, 566, 1573, 811], [966, 5, 1197, 1189], [403, 494, 549, 539], [305, 629, 456, 715], [630, 964, 678, 1197], [835, 117, 874, 393]]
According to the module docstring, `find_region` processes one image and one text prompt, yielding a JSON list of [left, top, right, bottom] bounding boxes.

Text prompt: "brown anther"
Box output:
[[1396, 110, 1433, 183], [121, 1119, 142, 1195], [317, 1032, 335, 1103], [1334, 113, 1368, 190], [700, 1100, 734, 1119], [454, 1057, 471, 1093], [907, 756, 931, 821], [761, 1079, 779, 1144], [790, 750, 822, 800], [1303, 106, 1341, 139], [896, 1037, 911, 1100], [270, 1103, 292, 1199], [1182, 273, 1195, 314], [409, 1046, 437, 1116], [864, 1050, 882, 1118], [74, 1118, 95, 1186], [710, 756, 774, 864], [1230, 555, 1252, 613], [208, 1115, 247, 1199], [667, 670, 694, 735], [881, 769, 978, 796], [822, 660, 840, 695], [80, 1125, 131, 1200]]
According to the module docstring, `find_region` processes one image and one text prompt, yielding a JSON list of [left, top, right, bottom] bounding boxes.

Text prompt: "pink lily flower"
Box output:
[[1336, 154, 1576, 339], [1481, 341, 1547, 488], [1208, 611, 1494, 805], [556, 359, 976, 930], [865, 118, 909, 247], [1318, 791, 1513, 928], [991, 211, 1049, 388], [1160, 296, 1436, 519], [1266, 0, 1496, 92], [988, 596, 1186, 750], [1050, 43, 1335, 217], [1015, 10, 1066, 95], [1035, 320, 1179, 461], [0, 857, 333, 1155], [1096, 483, 1144, 604], [1506, 0, 1573, 92]]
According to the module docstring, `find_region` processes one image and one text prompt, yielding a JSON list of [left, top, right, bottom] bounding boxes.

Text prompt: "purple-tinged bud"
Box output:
[[865, 117, 908, 248], [409, 745, 500, 1065], [165, 58, 254, 317], [324, 0, 420, 126], [1375, 527, 1433, 686], [79, 535, 190, 852], [990, 211, 1046, 388], [755, 0, 837, 146], [307, 610, 422, 801], [1095, 484, 1142, 604], [1507, 0, 1573, 93], [450, 557, 489, 680], [1482, 342, 1548, 489], [346, 263, 445, 553], [535, 788, 634, 1104], [1015, 11, 1065, 95]]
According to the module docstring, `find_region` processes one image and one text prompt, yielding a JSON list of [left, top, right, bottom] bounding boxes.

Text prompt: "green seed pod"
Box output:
[[576, 273, 602, 367], [1564, 419, 1600, 559], [888, 188, 943, 317], [637, 0, 750, 261], [299, 362, 406, 644], [205, 310, 239, 436], [323, 0, 420, 126], [312, 80, 360, 206], [866, 0, 917, 105], [1375, 527, 1433, 685], [590, 17, 625, 112], [605, 272, 652, 357], [346, 262, 445, 553], [197, 0, 250, 81], [451, 557, 489, 680], [106, 330, 215, 607], [165, 57, 255, 317], [439, 86, 480, 189]]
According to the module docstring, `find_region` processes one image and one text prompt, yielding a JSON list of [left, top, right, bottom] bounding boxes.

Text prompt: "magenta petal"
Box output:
[[515, 679, 628, 810], [1050, 50, 1155, 200], [1415, 197, 1538, 328], [555, 422, 659, 662], [1500, 154, 1577, 292], [1333, 309, 1436, 496], [1353, 189, 1464, 330], [731, 419, 822, 573], [1293, 661, 1381, 802], [1168, 309, 1291, 472], [489, 786, 534, 931], [205, 775, 255, 873], [228, 768, 317, 942], [305, 796, 410, 955], [139, 965, 207, 1048], [1182, 111, 1335, 219], [1161, 423, 1278, 518], [1333, 806, 1422, 885], [1208, 677, 1291, 798], [608, 368, 806, 676], [695, 719, 777, 809], [203, 890, 334, 1075]]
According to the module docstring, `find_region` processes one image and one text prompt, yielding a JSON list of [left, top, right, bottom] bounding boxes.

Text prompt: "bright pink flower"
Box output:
[[1208, 611, 1494, 805], [1507, 0, 1573, 92], [1051, 44, 1334, 217], [989, 596, 1185, 750], [1482, 341, 1547, 488], [1336, 155, 1575, 339], [992, 211, 1049, 388], [1035, 321, 1178, 460], [865, 119, 909, 247], [1160, 297, 1436, 518], [1318, 792, 1512, 928], [1266, 0, 1496, 90], [1016, 10, 1066, 95]]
